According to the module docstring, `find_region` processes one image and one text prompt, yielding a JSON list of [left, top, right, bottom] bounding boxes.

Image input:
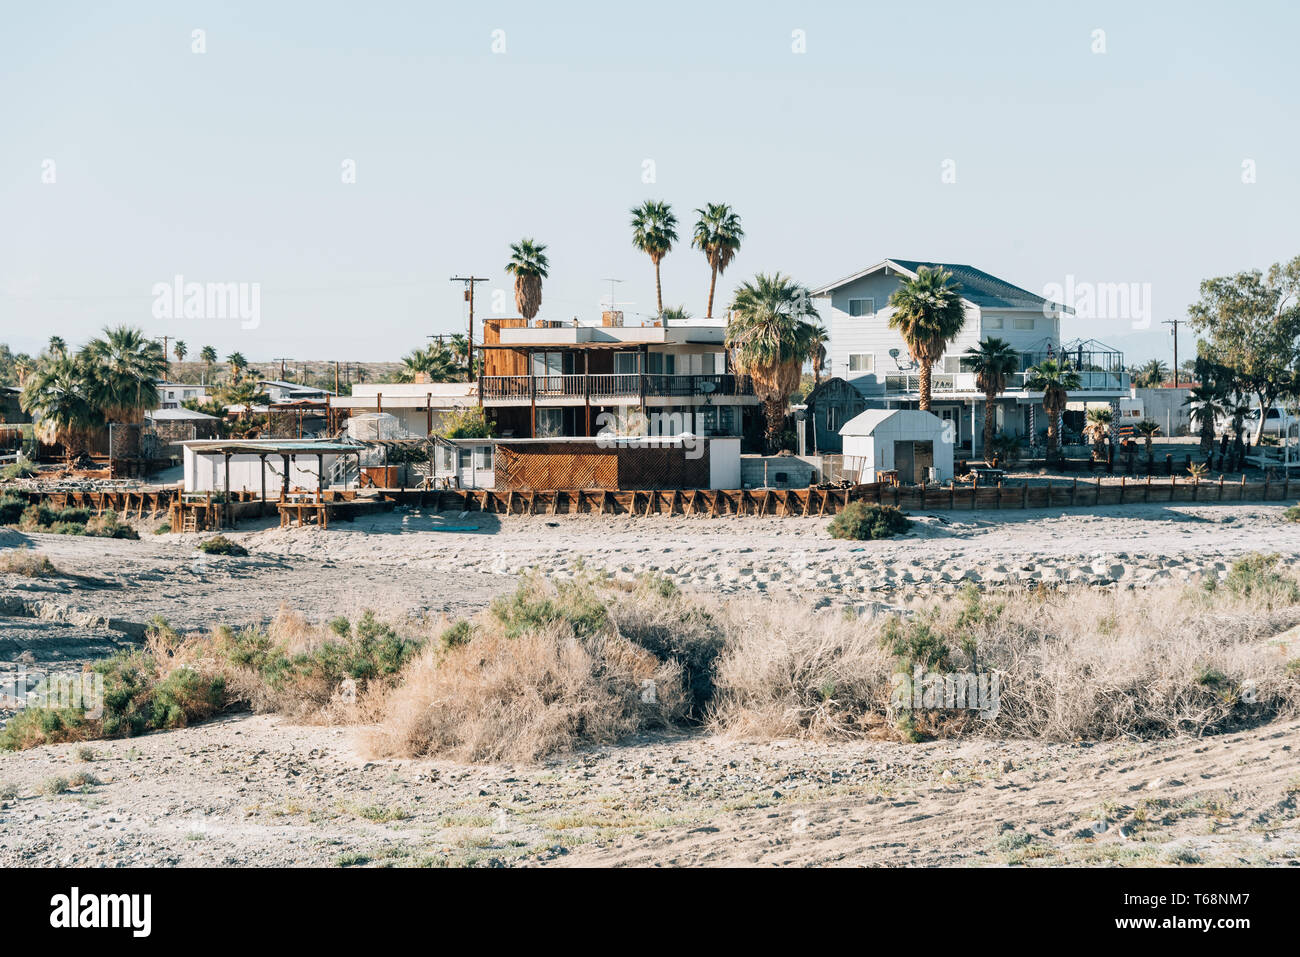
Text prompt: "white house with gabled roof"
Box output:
[[811, 259, 1130, 455]]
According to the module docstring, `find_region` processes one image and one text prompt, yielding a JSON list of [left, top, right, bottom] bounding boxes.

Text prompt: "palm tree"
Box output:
[[1024, 358, 1081, 457], [13, 357, 34, 388], [394, 344, 462, 383], [725, 273, 822, 453], [1083, 406, 1114, 460], [964, 337, 1019, 461], [630, 200, 679, 316], [887, 266, 967, 412], [505, 238, 549, 323], [46, 336, 67, 359], [174, 340, 187, 367], [1134, 358, 1168, 388], [227, 352, 248, 383], [1135, 419, 1160, 471], [199, 345, 217, 384], [692, 204, 744, 318], [447, 334, 470, 379], [219, 379, 267, 423], [1184, 385, 1228, 453], [20, 355, 101, 455], [809, 326, 828, 385], [79, 326, 167, 424]]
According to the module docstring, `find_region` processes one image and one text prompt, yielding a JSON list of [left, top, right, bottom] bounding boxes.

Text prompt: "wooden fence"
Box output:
[[377, 473, 1298, 517]]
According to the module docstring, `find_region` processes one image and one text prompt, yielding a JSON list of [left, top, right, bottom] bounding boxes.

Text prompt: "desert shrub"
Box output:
[[438, 406, 492, 439], [1205, 553, 1300, 607], [1283, 504, 1300, 523], [2, 458, 38, 480], [827, 502, 911, 540], [154, 523, 171, 534], [489, 574, 609, 639], [85, 511, 139, 539], [0, 547, 57, 577], [439, 620, 473, 650], [197, 535, 248, 556], [0, 494, 27, 524]]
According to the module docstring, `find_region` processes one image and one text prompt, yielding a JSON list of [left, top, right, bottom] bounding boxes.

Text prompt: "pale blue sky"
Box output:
[[2, 0, 1296, 365]]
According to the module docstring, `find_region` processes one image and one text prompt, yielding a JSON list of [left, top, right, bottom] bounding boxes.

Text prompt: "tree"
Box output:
[[661, 305, 692, 326], [809, 326, 828, 385], [219, 380, 267, 423], [1187, 256, 1300, 443], [887, 266, 967, 412], [1133, 358, 1168, 388], [174, 340, 187, 366], [79, 326, 167, 424], [1083, 406, 1114, 460], [19, 355, 100, 454], [692, 204, 744, 318], [1025, 358, 1081, 456], [725, 273, 822, 453], [630, 200, 678, 316], [47, 336, 66, 359], [505, 238, 549, 323], [199, 345, 217, 384], [1135, 419, 1160, 470], [964, 337, 1019, 462], [1184, 385, 1228, 453], [394, 343, 463, 383], [227, 352, 248, 383]]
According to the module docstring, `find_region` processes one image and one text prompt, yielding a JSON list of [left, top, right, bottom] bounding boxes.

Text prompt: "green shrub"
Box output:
[[828, 502, 912, 540], [197, 535, 248, 556], [1284, 504, 1300, 523], [1, 458, 38, 480], [0, 494, 27, 524], [1206, 553, 1300, 606], [86, 511, 138, 539], [154, 523, 171, 534], [879, 615, 951, 672], [489, 576, 609, 639], [439, 620, 473, 650]]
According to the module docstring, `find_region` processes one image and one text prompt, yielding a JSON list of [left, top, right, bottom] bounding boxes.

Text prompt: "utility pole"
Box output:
[[1162, 318, 1185, 388], [334, 360, 340, 394], [273, 357, 290, 381], [450, 276, 489, 382], [154, 335, 170, 378]]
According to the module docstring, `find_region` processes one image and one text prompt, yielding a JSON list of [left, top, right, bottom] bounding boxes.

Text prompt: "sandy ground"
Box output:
[[2, 501, 1299, 866], [1, 713, 1297, 868]]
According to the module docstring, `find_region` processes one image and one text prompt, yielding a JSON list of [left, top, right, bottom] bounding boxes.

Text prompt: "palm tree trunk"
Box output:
[[1200, 417, 1214, 453], [706, 264, 718, 318], [918, 363, 932, 412], [654, 261, 664, 317], [1047, 405, 1059, 456], [763, 394, 785, 455], [983, 392, 997, 462]]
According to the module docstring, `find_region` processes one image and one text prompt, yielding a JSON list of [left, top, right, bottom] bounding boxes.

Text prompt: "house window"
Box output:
[[847, 298, 875, 317], [536, 408, 563, 437], [984, 316, 1003, 329], [646, 352, 676, 375], [614, 352, 640, 375], [847, 353, 874, 374], [942, 356, 975, 374], [826, 407, 839, 432], [1013, 317, 1035, 330]]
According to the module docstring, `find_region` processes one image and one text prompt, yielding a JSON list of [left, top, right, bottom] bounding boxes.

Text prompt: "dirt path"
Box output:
[[1, 713, 1296, 867]]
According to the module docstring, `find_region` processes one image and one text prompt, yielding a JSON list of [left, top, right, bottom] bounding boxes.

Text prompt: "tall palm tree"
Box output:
[[13, 357, 34, 388], [394, 343, 463, 383], [1184, 385, 1228, 453], [1135, 419, 1160, 470], [964, 337, 1019, 461], [630, 200, 679, 316], [226, 351, 248, 383], [219, 379, 267, 423], [692, 204, 744, 318], [79, 326, 167, 424], [1083, 406, 1114, 460], [199, 345, 217, 384], [725, 273, 822, 453], [20, 355, 101, 455], [887, 266, 967, 412], [174, 340, 187, 367], [46, 336, 67, 359], [505, 238, 549, 323], [1025, 358, 1081, 457]]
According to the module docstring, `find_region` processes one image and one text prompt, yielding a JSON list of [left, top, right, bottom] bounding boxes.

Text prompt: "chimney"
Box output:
[[602, 310, 624, 327]]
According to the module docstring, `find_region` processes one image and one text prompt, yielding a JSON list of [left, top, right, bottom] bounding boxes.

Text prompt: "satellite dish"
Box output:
[[699, 380, 717, 394], [889, 348, 900, 358]]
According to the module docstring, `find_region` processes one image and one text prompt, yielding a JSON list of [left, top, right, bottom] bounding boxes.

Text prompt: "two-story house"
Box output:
[[155, 381, 213, 409], [476, 317, 759, 440], [812, 259, 1129, 454]]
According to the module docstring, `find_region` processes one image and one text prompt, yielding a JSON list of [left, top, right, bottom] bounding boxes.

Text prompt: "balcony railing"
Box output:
[[480, 373, 754, 401], [883, 370, 1129, 395]]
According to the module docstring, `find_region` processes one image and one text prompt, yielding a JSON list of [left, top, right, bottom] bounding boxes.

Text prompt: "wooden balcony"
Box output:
[[479, 373, 754, 403]]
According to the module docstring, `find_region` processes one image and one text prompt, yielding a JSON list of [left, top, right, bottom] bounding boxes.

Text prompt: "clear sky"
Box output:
[[2, 0, 1297, 367]]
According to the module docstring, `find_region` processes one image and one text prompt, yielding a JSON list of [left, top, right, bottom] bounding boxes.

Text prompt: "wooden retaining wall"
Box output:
[[10, 488, 177, 519], [374, 474, 1298, 517]]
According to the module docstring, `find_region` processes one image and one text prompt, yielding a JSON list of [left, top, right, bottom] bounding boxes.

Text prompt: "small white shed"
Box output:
[[839, 409, 953, 484]]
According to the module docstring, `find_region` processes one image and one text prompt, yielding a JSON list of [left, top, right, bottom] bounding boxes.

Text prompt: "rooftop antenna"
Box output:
[[600, 278, 635, 324], [450, 276, 488, 382], [272, 357, 291, 380]]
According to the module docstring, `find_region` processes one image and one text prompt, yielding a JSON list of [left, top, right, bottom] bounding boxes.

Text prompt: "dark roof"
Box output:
[[886, 260, 1052, 309], [813, 259, 1056, 310]]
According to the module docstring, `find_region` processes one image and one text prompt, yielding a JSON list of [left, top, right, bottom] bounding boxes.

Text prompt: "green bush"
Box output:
[[0, 494, 28, 524], [827, 502, 912, 540], [197, 535, 248, 556], [489, 576, 609, 639], [1205, 553, 1300, 606], [1284, 504, 1300, 523]]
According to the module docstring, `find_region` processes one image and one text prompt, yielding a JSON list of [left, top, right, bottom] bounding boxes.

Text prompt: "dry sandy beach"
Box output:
[[2, 501, 1299, 867]]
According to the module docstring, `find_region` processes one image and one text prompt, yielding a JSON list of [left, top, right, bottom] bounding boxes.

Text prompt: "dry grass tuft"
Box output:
[[0, 547, 58, 577]]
